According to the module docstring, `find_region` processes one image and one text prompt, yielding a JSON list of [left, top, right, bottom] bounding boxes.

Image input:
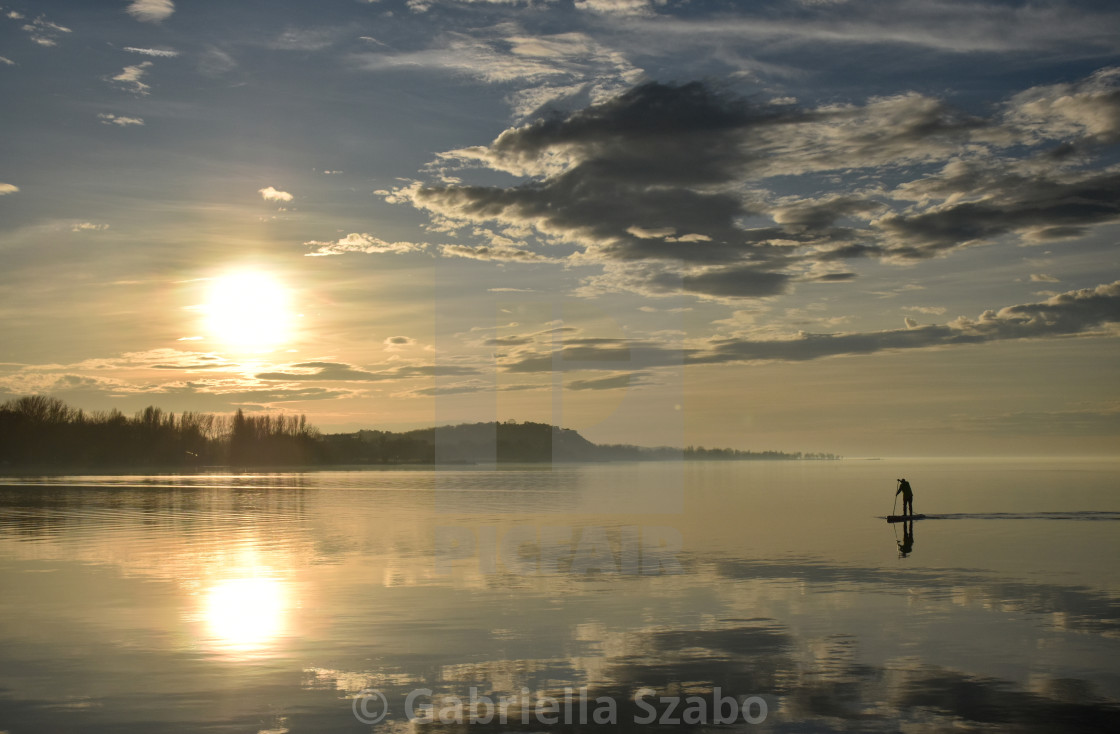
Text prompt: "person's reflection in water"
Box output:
[[897, 520, 915, 558]]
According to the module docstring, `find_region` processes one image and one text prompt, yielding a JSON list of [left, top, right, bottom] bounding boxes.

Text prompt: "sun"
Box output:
[[203, 271, 293, 351]]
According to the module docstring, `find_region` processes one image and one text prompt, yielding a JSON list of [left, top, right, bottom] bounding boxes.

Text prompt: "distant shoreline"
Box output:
[[0, 455, 844, 479], [1, 397, 840, 474]]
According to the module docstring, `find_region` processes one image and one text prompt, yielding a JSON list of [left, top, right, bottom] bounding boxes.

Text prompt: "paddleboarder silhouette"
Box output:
[[896, 478, 914, 516]]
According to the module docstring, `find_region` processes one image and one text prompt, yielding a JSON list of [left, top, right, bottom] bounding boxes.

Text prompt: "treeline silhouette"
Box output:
[[0, 396, 838, 471], [683, 446, 840, 461], [0, 396, 317, 469]]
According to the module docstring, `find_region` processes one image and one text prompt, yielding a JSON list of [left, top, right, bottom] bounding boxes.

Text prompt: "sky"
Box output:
[[1, 0, 1118, 457]]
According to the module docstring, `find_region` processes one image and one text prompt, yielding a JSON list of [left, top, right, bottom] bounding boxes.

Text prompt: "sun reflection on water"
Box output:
[[201, 576, 291, 656]]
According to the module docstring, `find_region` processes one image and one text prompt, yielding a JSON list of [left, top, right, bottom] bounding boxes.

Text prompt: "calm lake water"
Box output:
[[2, 458, 1119, 733]]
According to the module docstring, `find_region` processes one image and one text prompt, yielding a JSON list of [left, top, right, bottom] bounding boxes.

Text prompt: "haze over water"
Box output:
[[2, 458, 1119, 732]]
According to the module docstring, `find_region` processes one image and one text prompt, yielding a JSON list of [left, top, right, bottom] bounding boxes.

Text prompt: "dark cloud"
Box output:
[[440, 243, 561, 262], [567, 373, 645, 391], [696, 280, 1120, 363], [877, 171, 1120, 257], [387, 70, 1120, 300], [671, 266, 791, 298], [497, 281, 1120, 372], [502, 339, 684, 374]]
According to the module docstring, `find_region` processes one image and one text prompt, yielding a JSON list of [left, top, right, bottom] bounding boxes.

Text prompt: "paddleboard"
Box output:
[[886, 514, 926, 523]]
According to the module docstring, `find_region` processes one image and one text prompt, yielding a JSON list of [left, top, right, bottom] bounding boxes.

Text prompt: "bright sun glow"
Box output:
[[203, 577, 289, 654], [203, 272, 293, 351]]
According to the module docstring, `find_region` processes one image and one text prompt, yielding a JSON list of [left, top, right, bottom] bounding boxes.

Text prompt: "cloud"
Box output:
[[567, 372, 647, 390], [351, 27, 642, 118], [198, 46, 236, 76], [1004, 67, 1120, 145], [258, 186, 294, 202], [156, 383, 352, 405], [496, 282, 1120, 373], [123, 46, 179, 57], [0, 372, 140, 396], [255, 361, 479, 382], [575, 0, 659, 16], [110, 61, 153, 95], [873, 170, 1120, 258], [394, 80, 974, 300], [71, 222, 109, 232], [126, 0, 175, 23], [692, 281, 1120, 365], [1030, 274, 1061, 283], [384, 70, 1120, 302], [501, 337, 683, 374], [18, 16, 71, 47], [0, 55, 14, 66], [304, 232, 428, 256], [440, 243, 560, 262], [638, 0, 1120, 55], [0, 183, 18, 196], [268, 27, 343, 51], [0, 350, 369, 408], [97, 113, 145, 126], [384, 336, 415, 351]]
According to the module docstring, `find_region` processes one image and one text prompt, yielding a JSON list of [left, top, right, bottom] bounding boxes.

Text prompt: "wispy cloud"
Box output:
[[0, 183, 18, 196], [304, 233, 428, 256], [258, 185, 293, 202], [255, 361, 479, 382], [352, 27, 642, 118], [123, 46, 179, 58], [98, 113, 144, 126], [126, 0, 175, 23], [110, 61, 154, 95], [19, 15, 71, 47], [268, 27, 344, 51], [0, 55, 14, 66], [575, 0, 658, 16], [638, 0, 1120, 55]]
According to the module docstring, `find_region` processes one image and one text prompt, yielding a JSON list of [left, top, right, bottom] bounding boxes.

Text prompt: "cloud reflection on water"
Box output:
[[1, 468, 1119, 732]]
